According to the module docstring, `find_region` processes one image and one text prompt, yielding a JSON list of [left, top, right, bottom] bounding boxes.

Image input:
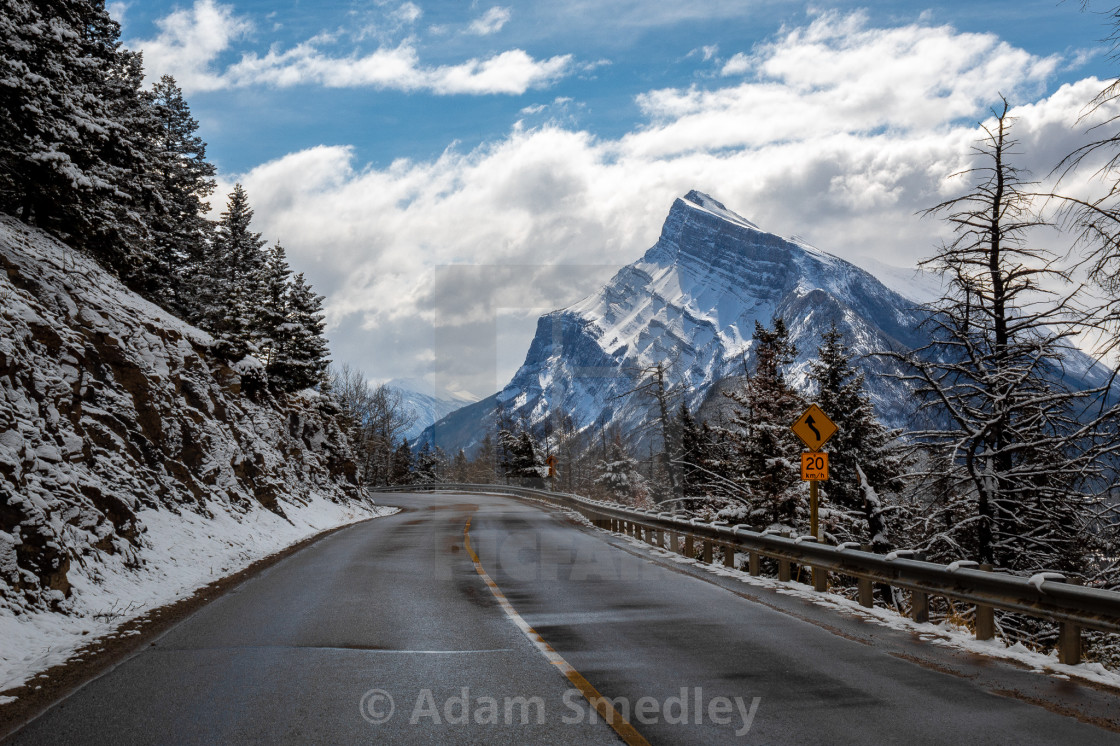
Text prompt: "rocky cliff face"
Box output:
[[427, 191, 929, 454], [0, 216, 366, 611]]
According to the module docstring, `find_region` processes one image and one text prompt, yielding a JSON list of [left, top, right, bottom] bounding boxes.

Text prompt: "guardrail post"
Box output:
[[974, 563, 995, 640], [911, 590, 929, 624], [975, 605, 995, 640], [684, 534, 695, 558], [778, 557, 791, 582], [812, 566, 827, 592], [1058, 577, 1083, 665], [703, 541, 713, 564], [749, 551, 760, 576], [723, 545, 735, 568], [857, 544, 874, 607], [858, 576, 874, 607], [1059, 621, 1082, 665], [646, 526, 656, 546], [670, 531, 679, 553]]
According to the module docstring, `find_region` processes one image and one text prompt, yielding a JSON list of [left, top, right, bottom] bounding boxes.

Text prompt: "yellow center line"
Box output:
[[463, 516, 650, 746]]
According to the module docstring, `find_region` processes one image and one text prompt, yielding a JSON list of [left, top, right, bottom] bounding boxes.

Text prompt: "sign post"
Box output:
[[791, 404, 837, 541], [545, 454, 557, 480]]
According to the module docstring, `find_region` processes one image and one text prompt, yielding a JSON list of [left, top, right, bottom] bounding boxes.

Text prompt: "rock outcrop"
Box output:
[[0, 216, 365, 610]]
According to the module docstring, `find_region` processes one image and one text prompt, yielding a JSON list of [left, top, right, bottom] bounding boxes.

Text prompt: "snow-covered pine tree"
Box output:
[[201, 184, 267, 360], [414, 442, 440, 484], [144, 75, 216, 318], [676, 402, 712, 508], [810, 322, 902, 551], [889, 100, 1108, 571], [595, 432, 643, 503], [257, 242, 292, 368], [498, 424, 545, 483], [390, 439, 413, 485], [0, 0, 154, 275], [722, 318, 807, 529], [452, 449, 469, 482], [269, 271, 330, 391]]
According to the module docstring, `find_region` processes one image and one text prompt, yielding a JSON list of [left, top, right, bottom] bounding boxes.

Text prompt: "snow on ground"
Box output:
[[610, 533, 1120, 691], [0, 497, 397, 699]]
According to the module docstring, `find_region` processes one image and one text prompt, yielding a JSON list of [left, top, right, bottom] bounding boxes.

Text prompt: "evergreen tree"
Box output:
[[810, 322, 902, 551], [498, 425, 545, 482], [390, 439, 413, 485], [270, 271, 330, 391], [0, 0, 155, 275], [723, 318, 807, 528], [257, 242, 292, 367], [677, 402, 711, 506], [414, 442, 440, 484], [144, 75, 216, 317], [202, 184, 267, 359], [595, 432, 643, 503], [452, 449, 469, 482]]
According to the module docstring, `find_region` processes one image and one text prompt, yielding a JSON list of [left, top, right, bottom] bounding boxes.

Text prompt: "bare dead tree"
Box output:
[[886, 99, 1114, 572]]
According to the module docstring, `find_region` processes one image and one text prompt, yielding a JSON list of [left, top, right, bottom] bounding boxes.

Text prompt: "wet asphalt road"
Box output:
[[7, 491, 1120, 744]]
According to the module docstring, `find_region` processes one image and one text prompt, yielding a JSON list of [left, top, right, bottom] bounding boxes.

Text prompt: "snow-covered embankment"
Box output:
[[0, 215, 393, 699]]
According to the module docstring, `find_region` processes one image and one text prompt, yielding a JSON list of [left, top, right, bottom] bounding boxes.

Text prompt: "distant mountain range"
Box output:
[[418, 191, 1107, 456], [387, 378, 476, 443]]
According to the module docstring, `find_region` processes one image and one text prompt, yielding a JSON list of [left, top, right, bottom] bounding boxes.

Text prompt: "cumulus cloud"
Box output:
[[132, 0, 572, 95], [469, 7, 513, 36], [392, 2, 423, 26], [720, 52, 748, 75], [218, 43, 572, 94], [135, 0, 252, 92], [630, 10, 1060, 158], [220, 11, 1111, 396], [106, 1, 128, 28]]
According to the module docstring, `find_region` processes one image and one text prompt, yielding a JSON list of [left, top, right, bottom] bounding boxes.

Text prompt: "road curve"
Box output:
[[6, 491, 1120, 744]]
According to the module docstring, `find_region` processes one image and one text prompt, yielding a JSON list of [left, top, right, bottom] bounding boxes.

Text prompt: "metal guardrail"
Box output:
[[371, 482, 1120, 664]]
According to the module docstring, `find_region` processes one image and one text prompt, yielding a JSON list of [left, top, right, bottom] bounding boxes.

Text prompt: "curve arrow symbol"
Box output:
[[805, 415, 821, 442]]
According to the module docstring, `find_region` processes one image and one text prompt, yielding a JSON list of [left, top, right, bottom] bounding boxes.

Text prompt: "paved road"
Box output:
[[7, 492, 1120, 744]]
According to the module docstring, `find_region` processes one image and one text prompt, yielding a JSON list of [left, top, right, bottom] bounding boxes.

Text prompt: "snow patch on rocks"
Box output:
[[0, 215, 387, 698]]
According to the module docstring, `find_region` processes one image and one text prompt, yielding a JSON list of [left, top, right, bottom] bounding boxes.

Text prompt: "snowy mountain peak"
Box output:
[[425, 192, 930, 454], [679, 189, 760, 232]]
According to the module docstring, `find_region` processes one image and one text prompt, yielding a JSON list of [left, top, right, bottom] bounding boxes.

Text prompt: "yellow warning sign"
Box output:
[[801, 451, 829, 481], [791, 404, 837, 452]]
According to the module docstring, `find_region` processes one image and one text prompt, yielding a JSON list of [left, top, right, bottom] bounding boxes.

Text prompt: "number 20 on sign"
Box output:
[[801, 451, 829, 481]]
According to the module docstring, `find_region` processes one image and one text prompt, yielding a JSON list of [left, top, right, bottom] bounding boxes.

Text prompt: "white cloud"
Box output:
[[133, 0, 571, 95], [720, 52, 749, 75], [107, 1, 128, 28], [392, 2, 423, 25], [469, 7, 512, 36], [218, 11, 1112, 396], [135, 0, 252, 92], [629, 10, 1061, 159]]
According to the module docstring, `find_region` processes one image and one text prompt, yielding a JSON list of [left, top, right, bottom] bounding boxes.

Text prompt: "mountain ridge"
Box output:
[[423, 191, 930, 455]]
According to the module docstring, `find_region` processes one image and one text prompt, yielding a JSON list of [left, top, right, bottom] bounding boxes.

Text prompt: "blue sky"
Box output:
[[112, 1, 1120, 398], [118, 1, 1111, 173]]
